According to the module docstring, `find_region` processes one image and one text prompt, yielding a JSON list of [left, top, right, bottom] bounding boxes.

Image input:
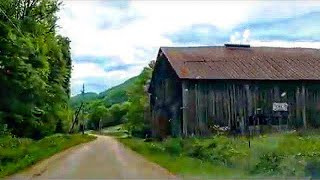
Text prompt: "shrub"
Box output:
[[148, 143, 165, 153], [251, 152, 284, 175], [163, 138, 183, 155], [278, 155, 306, 176]]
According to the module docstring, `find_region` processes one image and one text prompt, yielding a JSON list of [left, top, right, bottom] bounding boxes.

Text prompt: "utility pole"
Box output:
[[69, 84, 86, 134], [80, 84, 85, 135]]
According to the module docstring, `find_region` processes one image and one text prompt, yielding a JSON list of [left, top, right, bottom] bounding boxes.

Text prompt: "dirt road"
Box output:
[[9, 135, 177, 179]]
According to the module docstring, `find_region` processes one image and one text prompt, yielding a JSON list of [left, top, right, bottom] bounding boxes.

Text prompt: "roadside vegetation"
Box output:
[[0, 0, 73, 139], [0, 134, 96, 178], [119, 132, 320, 178], [73, 61, 154, 138], [0, 1, 97, 177]]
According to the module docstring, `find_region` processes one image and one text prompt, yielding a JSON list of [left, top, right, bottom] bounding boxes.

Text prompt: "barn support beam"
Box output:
[[302, 84, 307, 129], [182, 81, 188, 136], [195, 83, 199, 135], [245, 84, 252, 117]]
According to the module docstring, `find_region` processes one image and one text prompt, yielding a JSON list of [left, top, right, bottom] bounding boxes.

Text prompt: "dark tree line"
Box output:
[[0, 0, 72, 139]]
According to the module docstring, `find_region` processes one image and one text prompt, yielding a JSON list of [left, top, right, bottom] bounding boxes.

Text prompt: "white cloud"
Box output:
[[70, 61, 144, 95], [229, 29, 320, 49], [229, 29, 251, 44], [230, 32, 241, 44], [58, 0, 320, 57], [251, 40, 320, 49], [242, 29, 250, 44], [57, 0, 320, 94], [71, 62, 108, 80]]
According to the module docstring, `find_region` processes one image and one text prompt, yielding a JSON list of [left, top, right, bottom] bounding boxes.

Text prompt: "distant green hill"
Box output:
[[70, 92, 98, 108], [70, 75, 139, 109], [98, 76, 139, 106]]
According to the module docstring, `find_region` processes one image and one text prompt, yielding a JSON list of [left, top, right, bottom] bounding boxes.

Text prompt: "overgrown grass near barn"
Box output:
[[118, 131, 320, 178], [0, 134, 96, 178]]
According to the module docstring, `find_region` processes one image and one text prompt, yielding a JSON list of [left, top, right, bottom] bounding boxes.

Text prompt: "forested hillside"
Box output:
[[70, 76, 139, 109], [70, 92, 98, 108], [98, 76, 140, 106], [77, 62, 154, 137], [0, 0, 72, 139]]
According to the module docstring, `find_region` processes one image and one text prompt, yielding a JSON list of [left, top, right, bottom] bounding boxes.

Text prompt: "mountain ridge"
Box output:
[[70, 75, 139, 108]]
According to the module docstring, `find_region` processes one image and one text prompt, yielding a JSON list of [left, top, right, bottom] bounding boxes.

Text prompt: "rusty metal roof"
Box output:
[[160, 46, 320, 80]]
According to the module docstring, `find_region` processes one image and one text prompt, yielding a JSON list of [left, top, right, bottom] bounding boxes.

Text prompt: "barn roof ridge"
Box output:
[[160, 46, 320, 51], [158, 46, 320, 80]]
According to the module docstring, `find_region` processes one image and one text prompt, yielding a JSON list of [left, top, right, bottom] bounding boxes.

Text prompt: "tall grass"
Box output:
[[0, 134, 96, 178], [119, 132, 320, 178]]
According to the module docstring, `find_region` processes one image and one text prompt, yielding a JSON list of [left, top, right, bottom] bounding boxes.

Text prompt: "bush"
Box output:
[[182, 136, 247, 167], [163, 138, 183, 155], [251, 152, 284, 175], [149, 143, 165, 153], [121, 133, 320, 178], [278, 155, 306, 176]]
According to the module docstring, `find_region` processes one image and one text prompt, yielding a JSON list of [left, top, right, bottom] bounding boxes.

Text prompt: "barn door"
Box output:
[[157, 109, 171, 138]]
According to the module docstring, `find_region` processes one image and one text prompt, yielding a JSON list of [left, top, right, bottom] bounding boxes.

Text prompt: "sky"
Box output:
[[56, 0, 320, 96]]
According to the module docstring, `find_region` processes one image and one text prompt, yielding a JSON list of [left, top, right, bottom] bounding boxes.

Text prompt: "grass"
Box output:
[[118, 131, 320, 179], [119, 137, 247, 178], [0, 133, 96, 178]]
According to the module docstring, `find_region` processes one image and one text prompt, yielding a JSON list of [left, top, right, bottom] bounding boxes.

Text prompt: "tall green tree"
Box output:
[[0, 0, 72, 139], [124, 65, 153, 137]]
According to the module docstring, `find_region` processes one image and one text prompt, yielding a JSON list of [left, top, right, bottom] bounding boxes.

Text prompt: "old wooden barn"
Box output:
[[148, 44, 320, 138]]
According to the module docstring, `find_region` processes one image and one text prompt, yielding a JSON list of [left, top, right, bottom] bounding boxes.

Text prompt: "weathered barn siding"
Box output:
[[181, 80, 320, 136], [149, 46, 320, 138], [150, 53, 182, 138]]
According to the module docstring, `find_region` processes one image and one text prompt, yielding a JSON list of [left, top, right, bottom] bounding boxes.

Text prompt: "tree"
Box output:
[[124, 66, 153, 137], [109, 102, 130, 125], [88, 105, 107, 130], [0, 0, 72, 139]]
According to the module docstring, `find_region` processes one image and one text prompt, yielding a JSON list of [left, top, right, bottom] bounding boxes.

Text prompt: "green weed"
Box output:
[[119, 132, 320, 178], [0, 134, 96, 178]]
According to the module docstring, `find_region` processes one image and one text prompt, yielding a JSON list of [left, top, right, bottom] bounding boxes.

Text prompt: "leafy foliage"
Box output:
[[85, 101, 130, 130], [120, 132, 320, 178], [73, 63, 153, 134], [124, 67, 152, 137], [0, 0, 72, 139]]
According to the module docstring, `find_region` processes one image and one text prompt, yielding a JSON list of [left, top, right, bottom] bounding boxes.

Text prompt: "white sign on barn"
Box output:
[[272, 103, 288, 112]]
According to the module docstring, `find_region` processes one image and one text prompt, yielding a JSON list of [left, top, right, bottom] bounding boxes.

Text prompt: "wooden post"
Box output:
[[302, 84, 307, 129], [182, 81, 188, 136]]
